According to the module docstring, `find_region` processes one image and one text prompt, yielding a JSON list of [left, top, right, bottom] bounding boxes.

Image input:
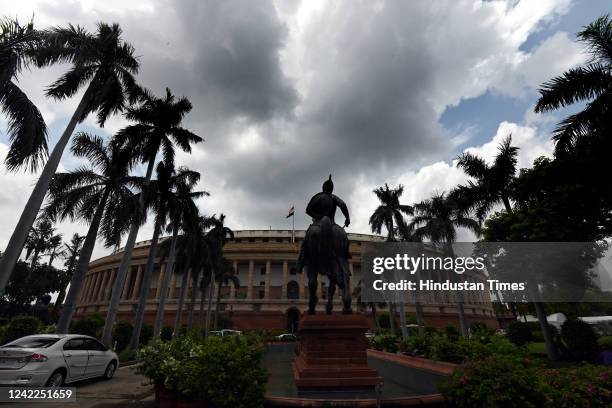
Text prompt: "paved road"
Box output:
[[12, 365, 155, 408]]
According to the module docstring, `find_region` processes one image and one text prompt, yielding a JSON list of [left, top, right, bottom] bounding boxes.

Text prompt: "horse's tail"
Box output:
[[319, 216, 333, 269]]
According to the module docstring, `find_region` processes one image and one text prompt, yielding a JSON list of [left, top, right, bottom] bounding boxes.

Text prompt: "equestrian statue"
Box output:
[[296, 175, 352, 315]]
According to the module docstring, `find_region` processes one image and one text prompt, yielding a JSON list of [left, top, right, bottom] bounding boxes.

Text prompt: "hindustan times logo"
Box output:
[[372, 254, 486, 275]]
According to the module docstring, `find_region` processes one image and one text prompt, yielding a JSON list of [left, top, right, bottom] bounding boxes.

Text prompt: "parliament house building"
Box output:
[[74, 230, 499, 331]]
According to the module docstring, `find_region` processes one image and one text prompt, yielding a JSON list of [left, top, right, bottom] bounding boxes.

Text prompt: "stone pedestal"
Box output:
[[292, 314, 383, 391]]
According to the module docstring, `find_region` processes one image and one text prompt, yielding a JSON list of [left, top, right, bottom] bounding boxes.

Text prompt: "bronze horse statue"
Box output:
[[296, 175, 352, 315]]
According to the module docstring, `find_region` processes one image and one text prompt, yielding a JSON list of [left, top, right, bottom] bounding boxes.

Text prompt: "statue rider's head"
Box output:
[[322, 174, 333, 193]]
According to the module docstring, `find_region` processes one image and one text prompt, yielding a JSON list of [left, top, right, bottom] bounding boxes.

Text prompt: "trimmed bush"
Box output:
[[370, 334, 399, 353], [541, 365, 612, 407], [561, 320, 599, 362], [440, 354, 544, 408], [3, 316, 41, 344], [139, 324, 154, 346], [70, 313, 104, 337], [506, 321, 533, 346], [138, 335, 267, 407], [429, 334, 463, 363], [445, 325, 460, 342], [112, 321, 133, 352]]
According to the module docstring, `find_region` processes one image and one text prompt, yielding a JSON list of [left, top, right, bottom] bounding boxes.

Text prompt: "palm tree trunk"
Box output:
[[128, 220, 161, 350], [0, 90, 91, 291], [388, 303, 396, 335], [214, 281, 222, 330], [152, 228, 179, 344], [56, 189, 109, 334], [198, 285, 206, 329], [532, 290, 559, 360], [370, 303, 380, 333], [501, 194, 512, 213], [415, 301, 424, 333], [204, 278, 214, 337], [187, 269, 200, 331], [398, 302, 407, 338], [172, 269, 190, 338], [53, 287, 67, 313], [102, 158, 156, 345], [457, 301, 468, 337]]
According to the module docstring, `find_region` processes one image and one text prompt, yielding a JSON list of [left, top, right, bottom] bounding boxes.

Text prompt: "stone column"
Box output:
[[132, 265, 143, 300], [264, 261, 271, 299], [169, 271, 178, 299], [121, 267, 133, 300], [281, 261, 288, 299], [230, 261, 237, 299], [247, 260, 254, 299], [97, 272, 109, 302], [90, 272, 101, 302], [86, 273, 96, 303], [103, 269, 115, 301], [79, 276, 91, 303], [155, 264, 166, 299]]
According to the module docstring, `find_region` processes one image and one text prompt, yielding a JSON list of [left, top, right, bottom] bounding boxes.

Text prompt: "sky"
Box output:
[[0, 0, 610, 264]]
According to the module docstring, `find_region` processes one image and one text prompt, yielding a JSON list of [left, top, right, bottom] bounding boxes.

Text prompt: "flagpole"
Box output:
[[292, 205, 295, 244]]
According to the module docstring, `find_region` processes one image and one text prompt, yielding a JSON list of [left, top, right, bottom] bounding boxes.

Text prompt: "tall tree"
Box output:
[[46, 234, 64, 267], [369, 183, 413, 338], [53, 233, 84, 313], [102, 88, 203, 345], [204, 214, 233, 336], [24, 220, 56, 266], [0, 22, 139, 290], [213, 258, 239, 330], [149, 168, 203, 344], [0, 17, 47, 171], [44, 132, 138, 333], [455, 135, 518, 220], [410, 192, 481, 336], [534, 14, 612, 153]]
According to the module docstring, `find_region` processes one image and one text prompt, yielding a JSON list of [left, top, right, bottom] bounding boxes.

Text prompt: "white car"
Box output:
[[0, 334, 118, 387]]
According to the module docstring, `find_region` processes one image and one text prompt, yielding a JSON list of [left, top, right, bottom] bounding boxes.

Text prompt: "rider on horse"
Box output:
[[296, 175, 353, 314]]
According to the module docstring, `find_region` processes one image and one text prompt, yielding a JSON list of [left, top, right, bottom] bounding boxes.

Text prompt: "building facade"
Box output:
[[75, 230, 499, 331]]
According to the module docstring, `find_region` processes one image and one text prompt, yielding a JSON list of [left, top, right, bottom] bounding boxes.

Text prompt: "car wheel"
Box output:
[[46, 370, 65, 387], [104, 361, 116, 380]]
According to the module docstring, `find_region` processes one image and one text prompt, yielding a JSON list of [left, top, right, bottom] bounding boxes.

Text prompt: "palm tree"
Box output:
[[534, 14, 612, 153], [53, 233, 84, 313], [103, 88, 202, 345], [150, 169, 204, 344], [0, 17, 47, 172], [213, 258, 239, 330], [128, 163, 203, 349], [369, 183, 413, 338], [45, 132, 138, 333], [455, 135, 518, 220], [24, 220, 56, 266], [198, 264, 214, 330], [46, 234, 64, 267], [0, 22, 140, 290], [204, 214, 233, 336], [410, 192, 481, 336]]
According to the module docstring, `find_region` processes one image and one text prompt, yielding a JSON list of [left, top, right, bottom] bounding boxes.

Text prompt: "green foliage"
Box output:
[[138, 335, 267, 407], [444, 325, 460, 342], [112, 321, 133, 352], [4, 261, 63, 309], [598, 336, 612, 351], [139, 324, 154, 346], [377, 311, 391, 329], [429, 334, 463, 363], [118, 348, 137, 362], [561, 320, 600, 362], [2, 316, 41, 344], [70, 313, 104, 337], [507, 321, 533, 346], [441, 354, 544, 408], [160, 326, 173, 342], [540, 365, 612, 408], [469, 322, 494, 339], [369, 334, 399, 353], [399, 332, 432, 357]]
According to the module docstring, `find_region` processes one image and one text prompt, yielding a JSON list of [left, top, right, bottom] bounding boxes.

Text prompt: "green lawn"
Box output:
[[527, 342, 547, 356]]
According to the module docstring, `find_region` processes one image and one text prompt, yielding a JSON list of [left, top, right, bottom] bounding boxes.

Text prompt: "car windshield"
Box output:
[[2, 337, 60, 349]]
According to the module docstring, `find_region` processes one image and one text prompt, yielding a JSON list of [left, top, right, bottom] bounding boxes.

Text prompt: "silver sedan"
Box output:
[[0, 334, 119, 387]]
